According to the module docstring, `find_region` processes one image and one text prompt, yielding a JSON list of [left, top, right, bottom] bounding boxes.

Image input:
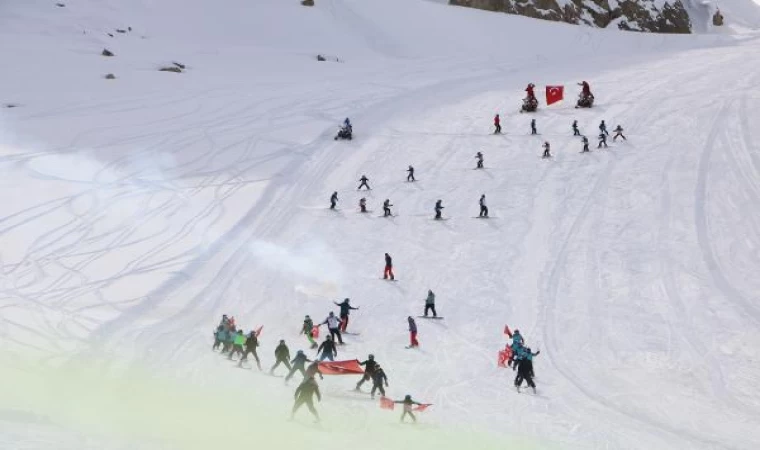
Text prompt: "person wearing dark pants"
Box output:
[[270, 340, 292, 375], [355, 354, 378, 390], [598, 133, 608, 148], [424, 290, 437, 317], [479, 194, 488, 218], [613, 125, 627, 141], [384, 253, 395, 280], [572, 120, 580, 136], [494, 114, 501, 134], [359, 197, 367, 213], [286, 350, 310, 382], [239, 331, 261, 370], [334, 298, 359, 332], [542, 142, 551, 159], [434, 200, 444, 220], [531, 119, 537, 135], [357, 175, 370, 190], [515, 348, 540, 393], [408, 316, 419, 348], [370, 365, 388, 399], [581, 136, 589, 153], [317, 336, 337, 361], [395, 395, 422, 423], [383, 199, 393, 217], [322, 312, 343, 344], [291, 377, 321, 422], [330, 191, 338, 209], [475, 152, 484, 169], [407, 166, 415, 182]]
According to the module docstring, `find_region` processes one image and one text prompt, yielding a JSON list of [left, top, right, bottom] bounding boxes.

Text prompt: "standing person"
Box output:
[[270, 339, 292, 375], [383, 199, 394, 217], [581, 136, 590, 153], [572, 120, 580, 136], [317, 335, 338, 361], [305, 360, 324, 380], [599, 120, 609, 136], [598, 132, 608, 148], [475, 152, 484, 169], [395, 395, 422, 423], [613, 125, 627, 141], [407, 165, 415, 182], [239, 330, 262, 370], [407, 316, 419, 348], [434, 200, 444, 220], [286, 350, 311, 382], [479, 194, 488, 218], [531, 118, 537, 135], [330, 191, 338, 210], [383, 253, 395, 280], [515, 347, 540, 394], [370, 365, 389, 400], [359, 197, 367, 213], [344, 117, 352, 130], [542, 141, 551, 159], [357, 175, 370, 190], [321, 312, 343, 344], [291, 376, 322, 422], [493, 114, 501, 134], [229, 330, 246, 360], [424, 290, 437, 317], [302, 315, 317, 349], [355, 354, 378, 391], [213, 324, 225, 351], [334, 298, 359, 332]]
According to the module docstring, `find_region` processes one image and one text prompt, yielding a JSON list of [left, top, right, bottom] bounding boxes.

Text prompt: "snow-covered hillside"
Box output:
[[2, 0, 760, 449]]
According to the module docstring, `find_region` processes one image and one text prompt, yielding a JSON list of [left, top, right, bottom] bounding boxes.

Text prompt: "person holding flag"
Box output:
[[333, 298, 359, 332], [302, 315, 317, 349], [395, 395, 423, 423]]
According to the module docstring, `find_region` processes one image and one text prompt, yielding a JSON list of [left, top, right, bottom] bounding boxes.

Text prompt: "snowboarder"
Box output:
[[434, 200, 444, 220], [515, 347, 540, 393], [542, 141, 551, 159], [358, 175, 370, 190], [302, 315, 317, 349], [407, 165, 415, 182], [407, 316, 419, 348], [613, 125, 626, 141], [239, 330, 262, 370], [330, 191, 338, 210], [317, 335, 338, 361], [599, 120, 609, 136], [383, 199, 393, 217], [395, 395, 422, 423], [531, 118, 537, 135], [321, 312, 343, 345], [479, 194, 488, 218], [572, 120, 580, 136], [286, 350, 311, 382], [291, 376, 321, 422], [229, 329, 246, 360], [581, 135, 589, 153], [355, 353, 378, 391], [383, 253, 395, 280], [359, 197, 367, 213], [270, 339, 292, 375], [475, 152, 484, 169], [494, 114, 501, 134], [334, 298, 358, 332], [598, 132, 608, 148], [424, 289, 437, 317], [305, 360, 324, 380], [370, 365, 389, 399]]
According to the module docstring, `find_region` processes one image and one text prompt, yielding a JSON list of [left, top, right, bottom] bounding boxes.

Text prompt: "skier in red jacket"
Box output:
[[525, 83, 536, 101], [493, 114, 501, 134]]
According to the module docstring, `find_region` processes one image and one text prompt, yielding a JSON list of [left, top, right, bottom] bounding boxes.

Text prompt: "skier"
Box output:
[[407, 316, 419, 348], [317, 335, 338, 361], [321, 312, 344, 345], [357, 175, 370, 190], [434, 200, 444, 220], [370, 365, 389, 400], [343, 117, 352, 131], [305, 360, 324, 380], [333, 298, 358, 332], [383, 199, 393, 217], [330, 191, 338, 210], [475, 151, 484, 169], [383, 253, 395, 280], [531, 118, 537, 135], [228, 329, 246, 360], [291, 376, 321, 422], [302, 315, 317, 349], [599, 120, 609, 136], [515, 347, 540, 393], [613, 125, 627, 141], [270, 339, 292, 375], [598, 132, 608, 148], [424, 289, 437, 317], [359, 197, 367, 213], [355, 353, 378, 391], [494, 114, 501, 134], [479, 194, 488, 218], [395, 395, 423, 423], [572, 120, 580, 136], [581, 135, 590, 153], [542, 141, 551, 159], [579, 81, 592, 98], [407, 165, 415, 182], [212, 324, 225, 351], [525, 83, 536, 102], [239, 330, 262, 370], [286, 350, 311, 382]]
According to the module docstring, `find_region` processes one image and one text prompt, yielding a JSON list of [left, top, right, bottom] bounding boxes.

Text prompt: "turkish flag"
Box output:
[[413, 404, 432, 412], [311, 325, 320, 338], [546, 85, 564, 106], [317, 359, 365, 375], [379, 396, 395, 410], [503, 324, 512, 337], [498, 348, 513, 368]]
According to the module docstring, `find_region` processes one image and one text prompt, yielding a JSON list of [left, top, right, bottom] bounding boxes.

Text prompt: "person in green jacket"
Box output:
[[270, 340, 292, 375], [291, 377, 321, 422], [229, 330, 246, 360], [302, 315, 317, 349]]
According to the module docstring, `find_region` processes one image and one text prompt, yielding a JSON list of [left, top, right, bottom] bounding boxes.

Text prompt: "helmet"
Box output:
[[514, 329, 520, 334], [326, 335, 332, 340], [305, 315, 310, 319], [329, 311, 334, 316], [345, 298, 350, 302], [297, 350, 304, 355], [529, 83, 535, 88], [280, 339, 285, 344], [368, 354, 375, 360], [404, 394, 412, 400]]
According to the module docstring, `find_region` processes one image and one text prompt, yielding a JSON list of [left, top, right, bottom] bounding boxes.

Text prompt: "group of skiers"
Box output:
[[504, 326, 540, 393]]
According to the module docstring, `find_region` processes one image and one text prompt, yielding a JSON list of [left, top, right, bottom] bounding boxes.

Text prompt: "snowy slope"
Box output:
[[2, 1, 760, 449]]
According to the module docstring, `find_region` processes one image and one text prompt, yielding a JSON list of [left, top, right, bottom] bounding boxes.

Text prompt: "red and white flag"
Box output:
[[379, 396, 395, 410], [255, 325, 264, 337], [546, 85, 564, 106], [317, 359, 365, 375]]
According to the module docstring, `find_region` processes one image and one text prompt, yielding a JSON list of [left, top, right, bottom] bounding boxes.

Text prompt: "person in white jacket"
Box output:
[[322, 312, 344, 344]]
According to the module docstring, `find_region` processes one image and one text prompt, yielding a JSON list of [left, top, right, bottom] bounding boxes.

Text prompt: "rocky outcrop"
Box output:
[[449, 0, 692, 33]]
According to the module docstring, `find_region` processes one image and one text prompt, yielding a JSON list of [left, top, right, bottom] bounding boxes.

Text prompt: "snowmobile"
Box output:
[[334, 126, 353, 141], [520, 97, 538, 113], [575, 93, 594, 109]]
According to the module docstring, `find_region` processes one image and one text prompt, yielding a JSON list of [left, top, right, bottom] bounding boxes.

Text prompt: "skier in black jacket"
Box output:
[[572, 120, 580, 136], [407, 165, 415, 182], [357, 175, 370, 190], [515, 347, 540, 393], [291, 377, 321, 422], [598, 132, 608, 148], [239, 331, 261, 370], [370, 365, 389, 399], [475, 152, 484, 169], [479, 194, 488, 218], [434, 200, 444, 220], [286, 350, 311, 382], [330, 191, 338, 210], [334, 298, 359, 332], [383, 199, 393, 217], [383, 253, 395, 280], [581, 135, 589, 153], [270, 339, 292, 375], [317, 335, 338, 361], [355, 354, 378, 390], [531, 118, 537, 135]]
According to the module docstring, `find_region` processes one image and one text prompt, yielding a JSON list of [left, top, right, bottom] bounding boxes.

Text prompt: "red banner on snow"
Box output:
[[380, 396, 395, 410], [546, 85, 564, 106], [318, 359, 364, 375]]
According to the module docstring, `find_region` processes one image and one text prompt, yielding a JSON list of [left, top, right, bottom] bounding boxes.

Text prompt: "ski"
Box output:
[[417, 316, 443, 320]]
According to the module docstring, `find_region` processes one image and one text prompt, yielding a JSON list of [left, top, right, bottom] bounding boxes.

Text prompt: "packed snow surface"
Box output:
[[2, 0, 760, 449]]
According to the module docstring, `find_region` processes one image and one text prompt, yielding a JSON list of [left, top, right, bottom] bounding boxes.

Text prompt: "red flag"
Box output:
[[504, 324, 512, 337], [546, 85, 564, 106], [311, 325, 320, 338], [413, 404, 432, 412], [255, 325, 263, 337], [318, 359, 365, 375], [498, 347, 513, 368], [379, 396, 395, 410]]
